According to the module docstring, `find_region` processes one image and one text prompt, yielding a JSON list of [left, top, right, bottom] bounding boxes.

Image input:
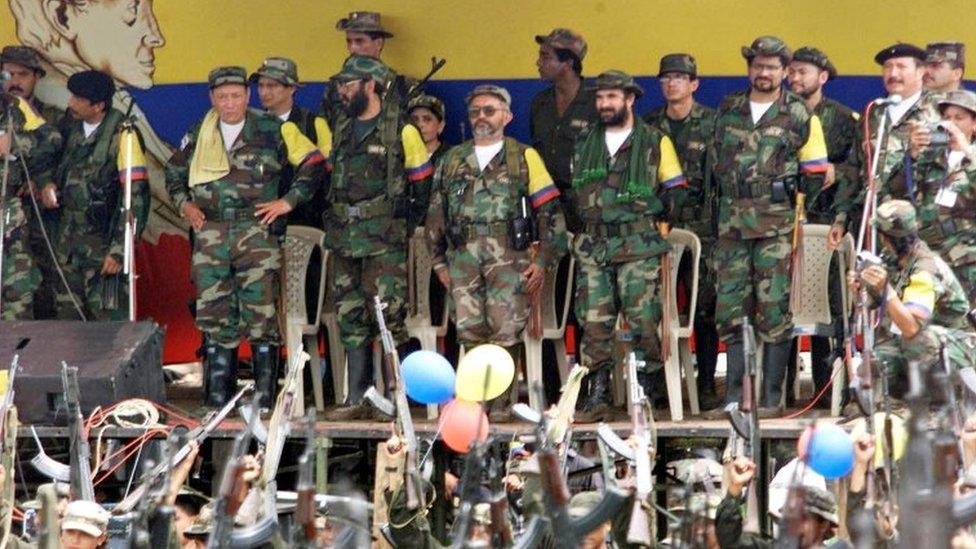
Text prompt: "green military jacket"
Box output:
[[710, 89, 828, 240], [912, 144, 976, 268], [165, 108, 323, 225], [643, 101, 716, 236], [57, 108, 149, 260], [807, 96, 859, 224], [881, 239, 971, 332], [1, 97, 61, 239], [425, 137, 567, 270], [529, 83, 598, 190]]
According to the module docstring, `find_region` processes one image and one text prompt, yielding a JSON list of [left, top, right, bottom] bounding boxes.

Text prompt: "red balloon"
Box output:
[[797, 426, 814, 460], [439, 399, 489, 454]]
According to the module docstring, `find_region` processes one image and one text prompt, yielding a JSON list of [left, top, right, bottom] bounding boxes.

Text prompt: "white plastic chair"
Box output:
[[283, 225, 328, 415], [662, 228, 702, 421], [522, 253, 576, 411], [405, 231, 448, 419]]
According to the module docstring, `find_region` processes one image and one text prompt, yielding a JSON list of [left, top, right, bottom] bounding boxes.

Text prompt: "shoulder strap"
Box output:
[[504, 137, 525, 203]]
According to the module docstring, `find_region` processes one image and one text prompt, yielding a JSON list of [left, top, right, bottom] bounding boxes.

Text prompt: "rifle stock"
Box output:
[[789, 192, 805, 314], [659, 222, 672, 362]]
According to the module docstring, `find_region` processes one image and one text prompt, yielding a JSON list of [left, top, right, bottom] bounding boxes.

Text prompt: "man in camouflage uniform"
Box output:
[[0, 85, 60, 320], [907, 90, 976, 306], [165, 66, 324, 408], [324, 56, 433, 420], [923, 42, 966, 94], [1, 45, 64, 319], [569, 70, 688, 422], [787, 46, 860, 407], [643, 53, 720, 410], [829, 43, 940, 249], [426, 84, 566, 420], [850, 200, 976, 398], [711, 36, 828, 413], [41, 70, 149, 322]]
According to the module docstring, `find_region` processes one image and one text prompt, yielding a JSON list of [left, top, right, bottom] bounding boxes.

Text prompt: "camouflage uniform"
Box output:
[[711, 37, 828, 408], [715, 486, 844, 549], [568, 71, 688, 420], [0, 97, 60, 320], [868, 201, 976, 397], [165, 66, 324, 407], [55, 76, 150, 322], [643, 53, 719, 401], [911, 90, 976, 304]]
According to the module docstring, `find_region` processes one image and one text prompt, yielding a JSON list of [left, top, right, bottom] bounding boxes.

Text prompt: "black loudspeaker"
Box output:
[[0, 320, 166, 424]]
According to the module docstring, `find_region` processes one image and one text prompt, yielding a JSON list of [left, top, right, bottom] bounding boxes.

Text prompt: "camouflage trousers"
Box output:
[[191, 221, 280, 348], [447, 237, 530, 348], [330, 248, 407, 350], [876, 325, 976, 398], [574, 252, 663, 373], [1, 225, 40, 320], [54, 235, 129, 322], [715, 233, 793, 344]]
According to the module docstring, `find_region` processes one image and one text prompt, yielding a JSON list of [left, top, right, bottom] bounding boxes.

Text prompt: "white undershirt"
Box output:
[[277, 110, 291, 122], [474, 141, 503, 172], [605, 128, 632, 157], [887, 90, 922, 127], [750, 101, 774, 124], [948, 149, 966, 171], [220, 120, 245, 151], [82, 121, 101, 139]]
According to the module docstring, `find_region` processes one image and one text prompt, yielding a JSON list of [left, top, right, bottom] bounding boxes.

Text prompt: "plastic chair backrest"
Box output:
[[283, 225, 327, 330], [793, 224, 834, 329], [666, 228, 701, 332]]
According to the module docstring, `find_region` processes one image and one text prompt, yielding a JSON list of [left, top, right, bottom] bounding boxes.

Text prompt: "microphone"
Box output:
[[871, 94, 903, 106], [0, 71, 9, 84]]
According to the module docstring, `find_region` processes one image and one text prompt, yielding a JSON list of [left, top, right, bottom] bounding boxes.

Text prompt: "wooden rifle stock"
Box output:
[[789, 193, 805, 314], [658, 222, 672, 361]]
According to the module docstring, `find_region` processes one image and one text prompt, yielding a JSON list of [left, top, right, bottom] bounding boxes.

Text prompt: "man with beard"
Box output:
[[711, 37, 828, 415], [923, 42, 966, 95], [165, 66, 324, 409], [643, 53, 720, 411], [569, 70, 688, 422], [324, 55, 433, 420], [42, 70, 149, 322], [0, 45, 63, 320], [786, 46, 859, 408], [426, 84, 566, 421], [829, 43, 940, 250]]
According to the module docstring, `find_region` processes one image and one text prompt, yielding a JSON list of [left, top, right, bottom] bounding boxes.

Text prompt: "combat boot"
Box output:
[[203, 344, 238, 408], [575, 367, 612, 423], [325, 345, 375, 421], [251, 341, 280, 411], [702, 341, 745, 419], [759, 340, 793, 417]]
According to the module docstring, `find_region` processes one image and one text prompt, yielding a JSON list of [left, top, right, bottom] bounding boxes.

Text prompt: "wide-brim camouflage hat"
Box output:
[[250, 56, 300, 87], [793, 46, 838, 80], [208, 66, 247, 88], [332, 54, 389, 86], [873, 199, 918, 237], [595, 70, 643, 97], [742, 35, 792, 64], [801, 486, 839, 526], [874, 43, 926, 65], [0, 45, 45, 76], [534, 28, 587, 60], [336, 11, 393, 38], [938, 89, 976, 116], [466, 84, 512, 106], [926, 41, 966, 65], [407, 94, 446, 120], [658, 53, 698, 77]]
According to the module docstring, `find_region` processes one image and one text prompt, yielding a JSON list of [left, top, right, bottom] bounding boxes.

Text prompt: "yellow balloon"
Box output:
[[850, 412, 907, 467], [456, 344, 516, 401]]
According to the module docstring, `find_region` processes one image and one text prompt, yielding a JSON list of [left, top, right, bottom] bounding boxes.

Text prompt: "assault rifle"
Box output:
[[124, 435, 178, 549], [724, 318, 761, 532], [63, 362, 95, 501], [293, 409, 318, 548]]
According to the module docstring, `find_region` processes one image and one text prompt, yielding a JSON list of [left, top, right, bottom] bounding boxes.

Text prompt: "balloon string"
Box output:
[[419, 421, 444, 470]]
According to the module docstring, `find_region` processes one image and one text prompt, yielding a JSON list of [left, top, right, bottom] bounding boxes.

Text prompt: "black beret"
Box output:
[[874, 43, 926, 65], [67, 70, 115, 105]]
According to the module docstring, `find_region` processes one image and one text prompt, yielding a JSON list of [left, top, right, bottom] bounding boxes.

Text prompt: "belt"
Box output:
[[459, 220, 509, 239], [582, 218, 656, 238], [920, 217, 976, 241], [201, 207, 256, 222], [724, 179, 793, 201], [330, 199, 392, 221]]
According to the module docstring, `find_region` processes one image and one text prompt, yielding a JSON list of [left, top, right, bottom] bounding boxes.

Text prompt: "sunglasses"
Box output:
[[468, 105, 507, 118]]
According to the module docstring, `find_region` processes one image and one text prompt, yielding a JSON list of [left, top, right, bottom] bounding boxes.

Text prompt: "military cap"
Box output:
[[874, 199, 918, 237], [793, 46, 838, 80], [595, 70, 644, 98], [874, 43, 926, 65], [0, 45, 45, 76], [742, 35, 792, 65], [407, 94, 446, 121], [658, 53, 698, 78], [535, 28, 588, 61], [801, 486, 840, 525], [938, 89, 976, 116], [568, 491, 603, 519], [67, 70, 115, 105], [926, 41, 966, 67], [208, 66, 247, 89], [332, 54, 389, 85], [250, 57, 300, 87], [61, 500, 110, 537], [466, 84, 512, 106], [336, 11, 393, 38]]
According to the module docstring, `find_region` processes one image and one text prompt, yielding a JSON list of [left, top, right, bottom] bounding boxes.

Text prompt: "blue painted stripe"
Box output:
[[660, 174, 689, 189]]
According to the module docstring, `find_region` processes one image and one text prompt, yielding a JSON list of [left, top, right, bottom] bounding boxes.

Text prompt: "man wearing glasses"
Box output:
[[644, 53, 720, 411], [426, 84, 567, 421]]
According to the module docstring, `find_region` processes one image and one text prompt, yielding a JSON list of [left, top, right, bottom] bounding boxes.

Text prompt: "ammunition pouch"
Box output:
[[509, 215, 534, 251]]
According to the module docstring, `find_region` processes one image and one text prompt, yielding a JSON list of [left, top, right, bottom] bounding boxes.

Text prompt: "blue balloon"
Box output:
[[401, 350, 456, 405], [806, 424, 855, 480]]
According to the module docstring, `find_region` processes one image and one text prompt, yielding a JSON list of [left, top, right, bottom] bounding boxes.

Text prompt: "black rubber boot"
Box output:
[[761, 340, 793, 413], [723, 342, 745, 406], [575, 367, 612, 423], [204, 344, 238, 408], [325, 345, 375, 421], [251, 341, 280, 410]]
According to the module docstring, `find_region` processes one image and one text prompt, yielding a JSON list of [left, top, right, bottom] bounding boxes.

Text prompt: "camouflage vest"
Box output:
[[438, 137, 525, 226], [329, 98, 405, 208]]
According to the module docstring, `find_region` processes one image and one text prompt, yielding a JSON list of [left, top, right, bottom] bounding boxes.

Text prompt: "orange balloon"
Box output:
[[439, 399, 489, 454]]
